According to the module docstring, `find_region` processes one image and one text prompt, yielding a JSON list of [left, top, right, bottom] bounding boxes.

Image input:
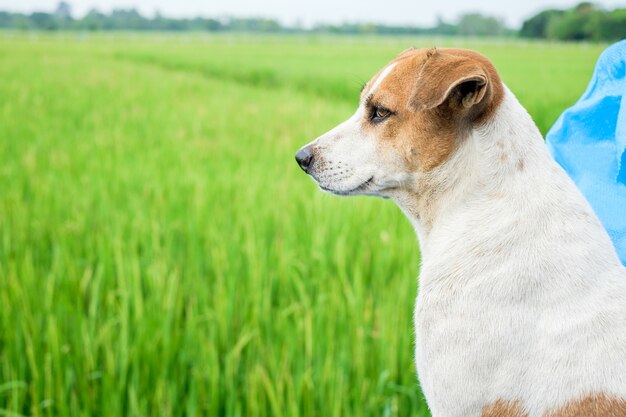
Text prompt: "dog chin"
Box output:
[[319, 185, 360, 197], [318, 177, 387, 197]]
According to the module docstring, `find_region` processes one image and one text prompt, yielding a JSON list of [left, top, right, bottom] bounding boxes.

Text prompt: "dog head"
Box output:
[[295, 48, 503, 198]]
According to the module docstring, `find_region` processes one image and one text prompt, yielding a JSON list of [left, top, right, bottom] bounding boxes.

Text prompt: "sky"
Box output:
[[1, 0, 625, 28]]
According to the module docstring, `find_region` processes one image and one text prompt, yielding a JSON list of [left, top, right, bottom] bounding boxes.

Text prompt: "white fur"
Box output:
[[407, 87, 626, 416], [300, 77, 626, 415], [370, 62, 397, 94]]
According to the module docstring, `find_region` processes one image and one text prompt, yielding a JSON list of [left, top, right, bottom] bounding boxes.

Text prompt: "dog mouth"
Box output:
[[319, 176, 374, 196]]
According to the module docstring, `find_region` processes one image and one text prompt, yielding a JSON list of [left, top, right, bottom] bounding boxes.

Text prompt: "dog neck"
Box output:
[[393, 87, 560, 252]]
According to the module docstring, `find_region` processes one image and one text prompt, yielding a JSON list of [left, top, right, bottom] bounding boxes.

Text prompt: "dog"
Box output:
[[295, 48, 626, 417]]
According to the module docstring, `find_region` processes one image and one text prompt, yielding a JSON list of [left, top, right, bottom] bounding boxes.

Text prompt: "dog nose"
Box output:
[[295, 146, 314, 172]]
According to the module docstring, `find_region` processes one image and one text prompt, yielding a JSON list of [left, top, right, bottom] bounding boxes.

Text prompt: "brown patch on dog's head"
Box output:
[[545, 393, 626, 417], [481, 400, 528, 417], [360, 48, 503, 172]]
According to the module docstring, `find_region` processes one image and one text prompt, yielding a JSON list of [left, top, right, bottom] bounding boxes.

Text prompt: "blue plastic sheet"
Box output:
[[546, 40, 626, 265]]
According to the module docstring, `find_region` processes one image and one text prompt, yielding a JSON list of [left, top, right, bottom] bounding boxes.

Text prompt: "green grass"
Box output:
[[0, 33, 606, 417]]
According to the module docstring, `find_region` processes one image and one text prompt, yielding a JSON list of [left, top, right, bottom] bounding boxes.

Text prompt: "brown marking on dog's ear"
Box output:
[[481, 399, 528, 417], [408, 49, 503, 124], [517, 159, 525, 171], [544, 393, 626, 417], [410, 66, 487, 111]]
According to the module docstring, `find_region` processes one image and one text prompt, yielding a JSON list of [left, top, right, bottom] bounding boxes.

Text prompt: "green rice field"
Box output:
[[0, 33, 607, 416]]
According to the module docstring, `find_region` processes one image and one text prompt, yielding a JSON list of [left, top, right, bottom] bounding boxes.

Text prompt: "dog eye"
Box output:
[[371, 106, 392, 123], [376, 108, 390, 118]]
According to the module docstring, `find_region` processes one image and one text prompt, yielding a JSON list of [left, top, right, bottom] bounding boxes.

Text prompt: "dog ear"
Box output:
[[408, 50, 490, 113]]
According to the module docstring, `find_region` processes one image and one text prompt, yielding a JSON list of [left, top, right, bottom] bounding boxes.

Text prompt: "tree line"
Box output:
[[520, 2, 626, 41], [0, 3, 512, 36], [0, 1, 624, 41]]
